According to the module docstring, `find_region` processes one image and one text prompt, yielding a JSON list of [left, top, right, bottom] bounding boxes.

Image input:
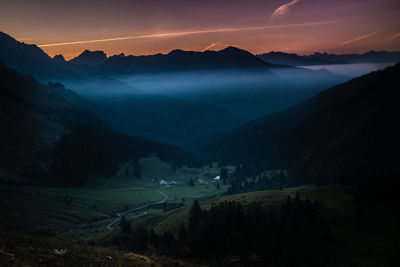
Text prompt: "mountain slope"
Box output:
[[0, 32, 80, 81], [0, 60, 196, 185], [202, 63, 400, 184]]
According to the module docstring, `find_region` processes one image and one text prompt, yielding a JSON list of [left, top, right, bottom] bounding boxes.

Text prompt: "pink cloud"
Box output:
[[270, 0, 301, 22]]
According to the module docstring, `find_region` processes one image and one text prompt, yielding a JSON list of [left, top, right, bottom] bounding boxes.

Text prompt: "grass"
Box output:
[[0, 156, 229, 242]]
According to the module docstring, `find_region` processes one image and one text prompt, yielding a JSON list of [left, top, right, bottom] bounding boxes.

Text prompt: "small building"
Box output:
[[159, 179, 168, 185], [214, 175, 220, 180]]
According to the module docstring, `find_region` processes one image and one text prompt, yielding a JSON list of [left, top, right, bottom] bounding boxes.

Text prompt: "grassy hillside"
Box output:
[[0, 157, 228, 242], [154, 185, 399, 267]]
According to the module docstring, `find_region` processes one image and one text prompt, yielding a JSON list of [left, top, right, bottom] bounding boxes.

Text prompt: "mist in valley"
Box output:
[[63, 67, 349, 147]]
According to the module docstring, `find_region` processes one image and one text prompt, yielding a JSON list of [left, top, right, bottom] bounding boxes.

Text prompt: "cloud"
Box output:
[[37, 20, 339, 48], [341, 31, 378, 45], [201, 43, 238, 52], [270, 0, 300, 22], [201, 43, 217, 52], [385, 32, 400, 42]]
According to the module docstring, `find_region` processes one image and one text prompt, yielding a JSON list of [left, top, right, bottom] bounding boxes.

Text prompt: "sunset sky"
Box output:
[[1, 0, 399, 59]]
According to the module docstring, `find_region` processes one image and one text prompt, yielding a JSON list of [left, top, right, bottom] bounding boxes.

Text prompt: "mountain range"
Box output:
[[2, 31, 399, 82], [0, 31, 350, 148], [257, 51, 400, 66], [1, 29, 399, 190]]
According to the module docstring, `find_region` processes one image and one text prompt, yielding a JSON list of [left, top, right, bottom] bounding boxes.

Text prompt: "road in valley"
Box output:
[[106, 187, 168, 230]]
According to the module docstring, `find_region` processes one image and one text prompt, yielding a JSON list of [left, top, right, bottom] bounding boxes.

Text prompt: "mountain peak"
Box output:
[[53, 54, 66, 63], [69, 50, 107, 66], [219, 46, 251, 55]]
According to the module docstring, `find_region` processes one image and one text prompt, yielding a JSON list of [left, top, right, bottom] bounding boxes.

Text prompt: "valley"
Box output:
[[0, 157, 228, 241], [0, 15, 399, 266]]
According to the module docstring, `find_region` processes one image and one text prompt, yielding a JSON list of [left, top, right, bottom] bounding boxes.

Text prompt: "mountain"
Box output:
[[201, 63, 400, 186], [52, 54, 66, 63], [1, 31, 346, 82], [0, 60, 196, 185], [0, 32, 80, 81], [97, 46, 282, 75], [257, 51, 400, 66], [69, 50, 107, 66], [311, 51, 400, 64], [257, 51, 344, 66]]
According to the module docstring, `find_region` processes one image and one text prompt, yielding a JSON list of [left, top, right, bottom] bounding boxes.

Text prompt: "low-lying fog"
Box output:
[[63, 67, 350, 147], [300, 62, 396, 77]]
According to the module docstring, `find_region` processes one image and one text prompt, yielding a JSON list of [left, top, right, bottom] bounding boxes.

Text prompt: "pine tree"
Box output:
[[150, 228, 159, 248], [189, 199, 201, 230], [178, 222, 187, 243], [119, 216, 131, 233]]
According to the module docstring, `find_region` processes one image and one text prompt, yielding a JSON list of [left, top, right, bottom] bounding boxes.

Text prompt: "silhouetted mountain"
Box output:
[[52, 54, 66, 63], [201, 64, 400, 186], [69, 50, 107, 66], [0, 31, 346, 85], [0, 60, 196, 185], [98, 46, 281, 74], [312, 51, 400, 64], [257, 51, 345, 66], [258, 51, 400, 66], [0, 32, 80, 81]]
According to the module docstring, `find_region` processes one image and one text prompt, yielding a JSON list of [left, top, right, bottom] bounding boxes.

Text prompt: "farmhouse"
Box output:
[[159, 180, 177, 185]]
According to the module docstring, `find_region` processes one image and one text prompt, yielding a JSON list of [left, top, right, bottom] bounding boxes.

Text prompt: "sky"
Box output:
[[1, 0, 399, 59]]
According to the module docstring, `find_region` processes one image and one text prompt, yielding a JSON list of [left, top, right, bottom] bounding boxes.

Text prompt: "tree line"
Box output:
[[113, 192, 334, 266]]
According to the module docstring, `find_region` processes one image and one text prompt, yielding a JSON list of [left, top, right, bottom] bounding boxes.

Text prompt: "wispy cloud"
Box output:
[[270, 0, 300, 22], [201, 43, 238, 52], [38, 20, 339, 48], [201, 43, 217, 52], [341, 31, 378, 45], [385, 32, 400, 42]]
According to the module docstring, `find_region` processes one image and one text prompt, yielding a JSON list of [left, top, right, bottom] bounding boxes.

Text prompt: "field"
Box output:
[[2, 160, 398, 266], [0, 156, 229, 242]]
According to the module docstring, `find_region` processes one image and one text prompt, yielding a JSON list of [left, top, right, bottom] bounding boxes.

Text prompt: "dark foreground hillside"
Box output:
[[0, 231, 198, 267]]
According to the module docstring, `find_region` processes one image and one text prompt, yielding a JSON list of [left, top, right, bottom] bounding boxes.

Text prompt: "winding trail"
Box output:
[[106, 186, 168, 230]]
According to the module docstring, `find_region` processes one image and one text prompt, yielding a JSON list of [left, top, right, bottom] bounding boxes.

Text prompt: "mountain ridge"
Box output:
[[200, 63, 400, 185], [257, 50, 400, 66]]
